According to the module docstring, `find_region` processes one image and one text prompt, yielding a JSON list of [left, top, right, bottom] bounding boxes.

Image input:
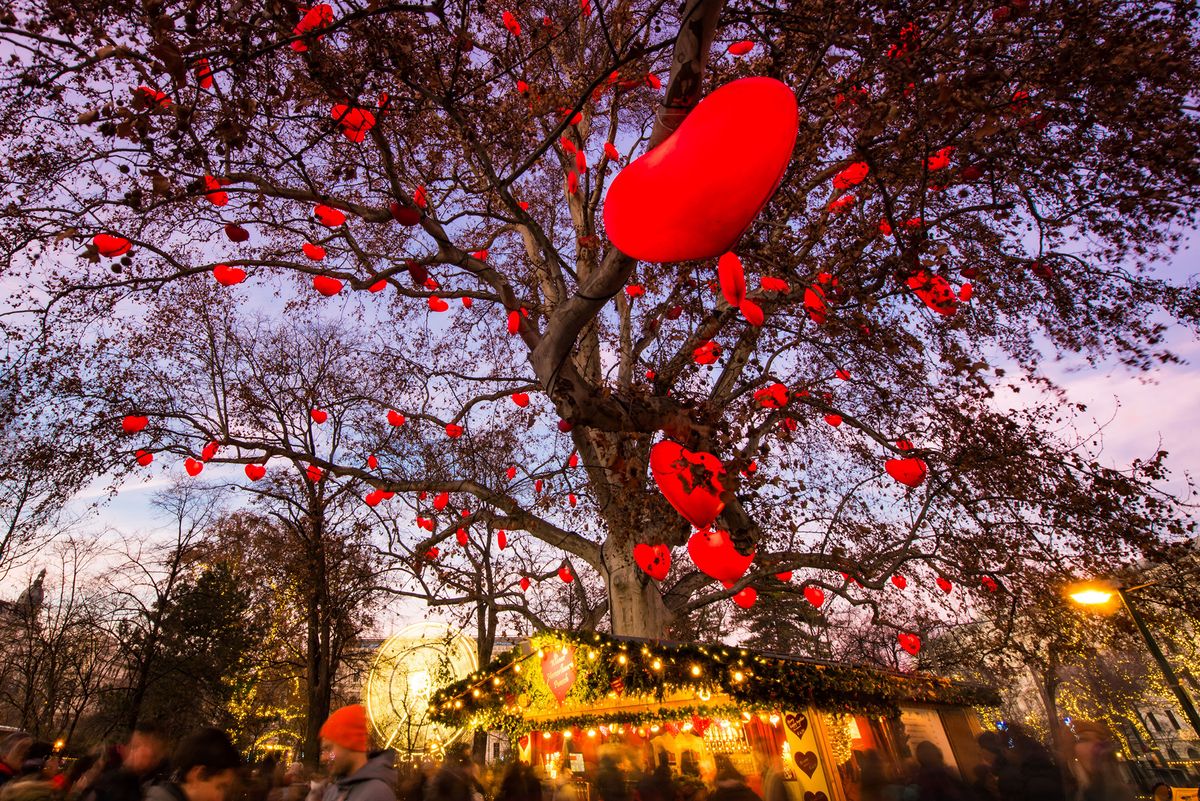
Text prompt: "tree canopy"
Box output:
[[1, 0, 1198, 643]]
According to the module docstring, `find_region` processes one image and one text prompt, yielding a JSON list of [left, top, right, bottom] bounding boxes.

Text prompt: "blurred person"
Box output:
[[1008, 727, 1066, 801], [707, 757, 758, 801], [317, 706, 396, 801], [267, 764, 307, 801], [495, 763, 540, 801], [144, 729, 241, 801], [636, 754, 672, 801], [855, 749, 892, 801], [1069, 722, 1133, 801], [1150, 784, 1171, 801], [912, 741, 973, 801], [18, 744, 53, 780], [595, 755, 628, 801], [60, 756, 99, 797], [82, 724, 171, 801], [428, 745, 484, 801], [0, 776, 56, 801], [0, 734, 33, 788]]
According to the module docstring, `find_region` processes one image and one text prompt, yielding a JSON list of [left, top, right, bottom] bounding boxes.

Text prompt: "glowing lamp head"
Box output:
[[1066, 580, 1119, 611], [1070, 589, 1114, 606]]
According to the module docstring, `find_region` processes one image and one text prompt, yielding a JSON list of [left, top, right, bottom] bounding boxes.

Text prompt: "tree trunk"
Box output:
[[603, 543, 671, 638]]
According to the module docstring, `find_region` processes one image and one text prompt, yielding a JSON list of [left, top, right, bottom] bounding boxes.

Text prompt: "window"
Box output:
[[493, 742, 501, 760], [1146, 712, 1162, 733], [1166, 709, 1180, 730]]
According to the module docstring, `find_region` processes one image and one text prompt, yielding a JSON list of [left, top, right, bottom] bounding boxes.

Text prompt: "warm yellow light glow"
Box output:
[[690, 665, 702, 676], [618, 654, 628, 665], [1070, 589, 1115, 606], [733, 670, 745, 682], [587, 729, 597, 738], [652, 658, 663, 671]]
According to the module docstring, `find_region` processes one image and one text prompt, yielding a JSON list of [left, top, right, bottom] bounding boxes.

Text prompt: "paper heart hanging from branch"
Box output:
[[245, 464, 266, 481], [886, 457, 928, 488], [732, 587, 757, 608], [633, 543, 671, 581], [213, 264, 246, 286], [184, 458, 203, 476], [122, 415, 148, 434], [687, 528, 754, 585], [650, 441, 727, 528], [603, 78, 799, 262], [94, 234, 132, 257], [135, 450, 153, 466], [898, 632, 921, 655], [803, 586, 824, 608]]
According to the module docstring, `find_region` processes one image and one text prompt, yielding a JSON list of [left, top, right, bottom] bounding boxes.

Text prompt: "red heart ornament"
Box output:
[[313, 275, 343, 296], [804, 586, 825, 608], [511, 392, 530, 407], [201, 440, 219, 462], [885, 457, 928, 488], [428, 296, 449, 312], [433, 492, 449, 511], [633, 543, 671, 581], [224, 223, 250, 242], [519, 576, 530, 591], [390, 202, 422, 226], [558, 566, 574, 583], [121, 415, 148, 434], [603, 78, 799, 262], [732, 587, 757, 608], [981, 576, 999, 592], [135, 450, 153, 466], [898, 632, 921, 655], [313, 204, 346, 227], [891, 574, 907, 590], [245, 464, 266, 481], [204, 175, 228, 206], [445, 423, 463, 438], [650, 440, 726, 528], [937, 576, 953, 594], [387, 409, 405, 426], [728, 40, 754, 56], [497, 530, 508, 549], [310, 409, 328, 424], [367, 454, 379, 469], [94, 234, 132, 258], [541, 647, 576, 702], [687, 528, 754, 585], [456, 528, 468, 546], [302, 243, 326, 260], [213, 264, 246, 286], [184, 458, 203, 476], [306, 465, 322, 482], [775, 571, 792, 582], [718, 252, 747, 307], [364, 490, 383, 507]]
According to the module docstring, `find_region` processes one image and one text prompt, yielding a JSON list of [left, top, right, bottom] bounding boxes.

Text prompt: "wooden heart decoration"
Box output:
[[794, 752, 819, 778], [885, 457, 928, 488], [541, 647, 576, 703], [650, 440, 727, 528], [784, 711, 808, 740], [603, 78, 799, 262], [633, 543, 671, 581], [687, 528, 755, 585], [518, 735, 530, 749]]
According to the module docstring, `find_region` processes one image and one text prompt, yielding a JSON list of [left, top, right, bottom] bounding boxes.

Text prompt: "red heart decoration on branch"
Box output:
[[511, 392, 530, 407], [558, 566, 574, 583], [519, 577, 531, 591], [898, 632, 921, 655], [313, 204, 346, 227], [213, 264, 246, 286], [803, 586, 824, 608], [122, 415, 148, 434], [94, 235, 132, 258], [313, 275, 343, 296], [633, 543, 671, 581], [936, 576, 953, 594], [135, 450, 153, 466], [687, 528, 754, 585], [184, 458, 203, 476], [387, 410, 405, 426], [245, 464, 266, 481], [310, 409, 328, 424], [650, 441, 726, 528], [497, 530, 508, 549], [603, 78, 798, 262], [885, 457, 928, 488], [732, 587, 757, 608], [891, 574, 907, 590]]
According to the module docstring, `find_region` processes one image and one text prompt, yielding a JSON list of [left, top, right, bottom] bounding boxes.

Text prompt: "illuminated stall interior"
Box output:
[[431, 631, 998, 801]]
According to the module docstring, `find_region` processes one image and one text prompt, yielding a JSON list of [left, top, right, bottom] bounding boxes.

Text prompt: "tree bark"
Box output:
[[602, 540, 671, 638]]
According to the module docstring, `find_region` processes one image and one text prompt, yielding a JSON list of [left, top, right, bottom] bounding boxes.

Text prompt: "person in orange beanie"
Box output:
[[318, 706, 396, 801]]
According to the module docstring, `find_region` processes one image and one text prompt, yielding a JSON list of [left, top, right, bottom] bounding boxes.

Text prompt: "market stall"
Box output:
[[430, 630, 999, 801]]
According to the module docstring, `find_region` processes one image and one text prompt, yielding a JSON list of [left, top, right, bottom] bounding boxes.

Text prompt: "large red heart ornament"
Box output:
[[650, 440, 726, 528], [633, 543, 671, 581], [898, 632, 922, 655], [603, 78, 799, 262], [687, 528, 754, 585], [885, 457, 928, 488]]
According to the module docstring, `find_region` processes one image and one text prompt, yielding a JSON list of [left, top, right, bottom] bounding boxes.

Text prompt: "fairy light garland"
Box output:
[[429, 630, 998, 734]]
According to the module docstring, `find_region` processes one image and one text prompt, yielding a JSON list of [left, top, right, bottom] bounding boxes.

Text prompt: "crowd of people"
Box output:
[[0, 709, 1189, 801]]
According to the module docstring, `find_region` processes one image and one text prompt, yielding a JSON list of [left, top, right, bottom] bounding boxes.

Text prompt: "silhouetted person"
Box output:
[[1069, 723, 1133, 801], [913, 741, 973, 801], [495, 762, 540, 801], [428, 745, 481, 801], [707, 758, 758, 801], [595, 756, 628, 801], [144, 729, 241, 801]]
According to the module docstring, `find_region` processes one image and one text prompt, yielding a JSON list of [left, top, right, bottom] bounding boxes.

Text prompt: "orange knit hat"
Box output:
[[320, 704, 369, 752]]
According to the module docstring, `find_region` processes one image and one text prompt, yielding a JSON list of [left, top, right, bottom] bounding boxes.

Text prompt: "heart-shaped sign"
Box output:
[[633, 543, 671, 581], [650, 440, 727, 528], [794, 752, 819, 778], [541, 647, 576, 703], [784, 711, 808, 740], [687, 528, 755, 585], [603, 78, 799, 262], [885, 457, 928, 488]]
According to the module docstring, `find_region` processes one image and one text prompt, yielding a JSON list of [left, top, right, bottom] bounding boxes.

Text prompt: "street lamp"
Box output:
[[1067, 579, 1200, 738]]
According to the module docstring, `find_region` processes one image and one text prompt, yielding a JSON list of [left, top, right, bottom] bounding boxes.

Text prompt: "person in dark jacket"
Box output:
[[144, 729, 240, 801], [427, 745, 480, 801], [0, 733, 33, 788], [594, 756, 627, 801], [318, 706, 397, 801], [707, 757, 759, 801], [494, 762, 539, 801], [82, 724, 171, 801]]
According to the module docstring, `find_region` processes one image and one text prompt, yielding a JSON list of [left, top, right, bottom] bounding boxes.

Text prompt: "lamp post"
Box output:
[[1068, 580, 1200, 739]]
